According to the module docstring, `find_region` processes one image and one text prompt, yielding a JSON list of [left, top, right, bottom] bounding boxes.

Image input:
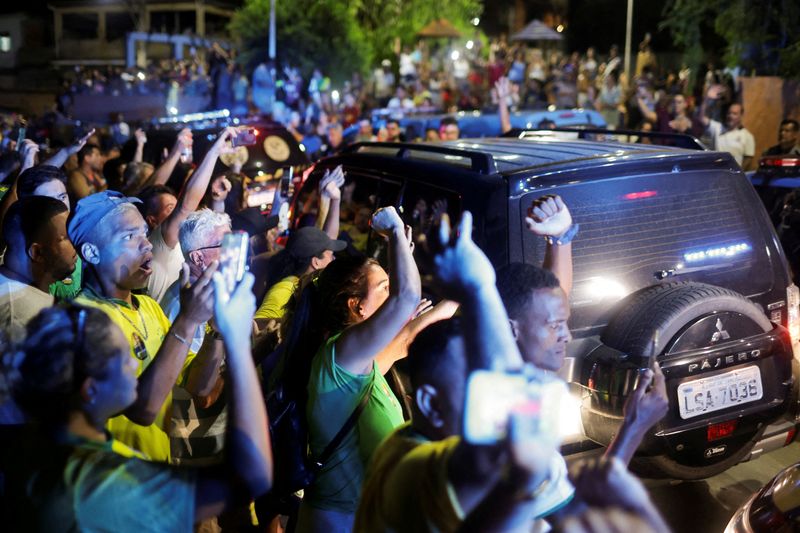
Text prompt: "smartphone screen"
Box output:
[[232, 128, 258, 147], [218, 231, 249, 296], [280, 167, 293, 197]]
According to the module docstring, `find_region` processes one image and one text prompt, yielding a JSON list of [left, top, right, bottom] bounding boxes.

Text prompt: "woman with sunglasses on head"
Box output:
[[0, 271, 272, 532]]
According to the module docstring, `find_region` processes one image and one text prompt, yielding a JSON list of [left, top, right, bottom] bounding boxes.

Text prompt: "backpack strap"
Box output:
[[312, 381, 375, 470]]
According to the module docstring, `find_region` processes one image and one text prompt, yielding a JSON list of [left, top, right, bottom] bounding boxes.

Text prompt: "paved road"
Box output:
[[645, 442, 800, 532]]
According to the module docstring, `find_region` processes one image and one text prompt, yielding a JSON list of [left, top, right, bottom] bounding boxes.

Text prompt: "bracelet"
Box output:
[[170, 330, 192, 347], [545, 223, 579, 246]]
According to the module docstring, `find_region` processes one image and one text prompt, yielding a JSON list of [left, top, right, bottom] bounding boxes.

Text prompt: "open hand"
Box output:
[[212, 271, 256, 348], [525, 194, 573, 238], [67, 128, 96, 156], [170, 128, 193, 156], [178, 261, 217, 326], [134, 128, 147, 145], [19, 140, 39, 167], [319, 165, 345, 201]]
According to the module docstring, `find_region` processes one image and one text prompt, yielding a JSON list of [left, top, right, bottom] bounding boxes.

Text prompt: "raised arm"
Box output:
[[335, 206, 421, 374], [18, 140, 39, 175], [195, 271, 272, 520], [161, 127, 235, 248], [604, 362, 668, 465], [526, 195, 574, 297], [133, 128, 146, 163], [430, 212, 553, 525], [43, 129, 94, 169], [149, 128, 191, 187], [495, 77, 513, 135], [123, 264, 216, 425], [318, 165, 345, 239]]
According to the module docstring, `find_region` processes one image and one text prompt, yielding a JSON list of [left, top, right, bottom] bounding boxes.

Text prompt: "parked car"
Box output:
[[292, 134, 800, 480], [725, 459, 800, 532]]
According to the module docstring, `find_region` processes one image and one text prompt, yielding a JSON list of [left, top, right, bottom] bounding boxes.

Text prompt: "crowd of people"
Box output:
[[0, 110, 677, 533], [2, 24, 800, 533]]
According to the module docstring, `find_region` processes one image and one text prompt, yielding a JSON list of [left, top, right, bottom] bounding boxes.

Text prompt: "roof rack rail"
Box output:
[[342, 142, 497, 174], [503, 127, 707, 151]]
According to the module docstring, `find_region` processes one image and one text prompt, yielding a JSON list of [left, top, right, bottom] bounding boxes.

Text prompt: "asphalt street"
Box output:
[[644, 442, 800, 532]]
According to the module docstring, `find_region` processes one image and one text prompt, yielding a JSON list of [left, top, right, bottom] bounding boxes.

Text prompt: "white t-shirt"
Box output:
[[707, 120, 755, 167], [146, 226, 185, 304], [0, 268, 54, 342]]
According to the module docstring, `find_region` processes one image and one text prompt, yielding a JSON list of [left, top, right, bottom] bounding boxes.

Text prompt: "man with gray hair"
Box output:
[[160, 208, 232, 467]]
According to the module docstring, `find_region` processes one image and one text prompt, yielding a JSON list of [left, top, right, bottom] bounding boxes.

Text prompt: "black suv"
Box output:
[[292, 135, 800, 480]]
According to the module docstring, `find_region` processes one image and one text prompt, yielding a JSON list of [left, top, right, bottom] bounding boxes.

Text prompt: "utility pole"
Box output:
[[624, 0, 633, 83]]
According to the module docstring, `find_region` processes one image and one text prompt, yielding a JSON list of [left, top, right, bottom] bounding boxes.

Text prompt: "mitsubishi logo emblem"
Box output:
[[711, 318, 731, 343]]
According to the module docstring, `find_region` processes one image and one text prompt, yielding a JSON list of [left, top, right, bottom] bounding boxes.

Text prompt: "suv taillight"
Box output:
[[787, 284, 800, 358], [761, 156, 800, 168]]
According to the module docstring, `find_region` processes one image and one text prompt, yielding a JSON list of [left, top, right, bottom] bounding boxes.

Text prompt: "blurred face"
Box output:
[[386, 122, 401, 141], [84, 147, 105, 172], [442, 124, 459, 141], [356, 264, 390, 321], [359, 120, 372, 136], [38, 211, 78, 280], [146, 193, 177, 229], [93, 325, 139, 416], [425, 129, 439, 142], [92, 207, 153, 291], [779, 123, 799, 148], [34, 179, 70, 210], [673, 95, 687, 115], [512, 288, 572, 372], [354, 207, 372, 232], [328, 126, 343, 148], [726, 104, 743, 129]]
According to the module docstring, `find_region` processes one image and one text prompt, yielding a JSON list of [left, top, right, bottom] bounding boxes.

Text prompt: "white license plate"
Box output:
[[677, 366, 763, 420]]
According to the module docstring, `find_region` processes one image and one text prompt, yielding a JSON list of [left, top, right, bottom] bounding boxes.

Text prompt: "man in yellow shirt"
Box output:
[[68, 191, 220, 462]]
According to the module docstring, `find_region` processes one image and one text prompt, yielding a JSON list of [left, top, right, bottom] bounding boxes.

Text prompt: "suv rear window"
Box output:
[[521, 170, 774, 334]]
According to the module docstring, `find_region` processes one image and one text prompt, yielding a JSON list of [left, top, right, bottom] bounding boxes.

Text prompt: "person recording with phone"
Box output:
[[67, 191, 221, 463], [0, 269, 272, 531]]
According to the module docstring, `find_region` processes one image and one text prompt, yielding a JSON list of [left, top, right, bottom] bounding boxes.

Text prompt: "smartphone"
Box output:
[[280, 166, 293, 197], [463, 368, 568, 445], [232, 128, 258, 147], [218, 231, 249, 296], [14, 125, 26, 151]]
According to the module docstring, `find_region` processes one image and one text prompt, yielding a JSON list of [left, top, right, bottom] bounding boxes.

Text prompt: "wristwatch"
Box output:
[[545, 223, 579, 246]]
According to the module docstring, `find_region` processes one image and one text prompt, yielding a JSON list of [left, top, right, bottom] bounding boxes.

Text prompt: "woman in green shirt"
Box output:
[[282, 207, 422, 533]]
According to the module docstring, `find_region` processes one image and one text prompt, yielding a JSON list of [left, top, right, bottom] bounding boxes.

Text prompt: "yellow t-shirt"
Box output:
[[255, 275, 299, 320], [76, 290, 194, 462], [354, 424, 464, 533]]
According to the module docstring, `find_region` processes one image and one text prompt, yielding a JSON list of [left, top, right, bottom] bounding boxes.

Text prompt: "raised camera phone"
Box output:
[[15, 125, 26, 152], [280, 166, 293, 197], [218, 231, 249, 296], [463, 368, 568, 445], [232, 128, 258, 148]]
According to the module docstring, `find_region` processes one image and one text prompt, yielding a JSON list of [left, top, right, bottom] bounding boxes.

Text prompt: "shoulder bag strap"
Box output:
[[313, 381, 375, 469]]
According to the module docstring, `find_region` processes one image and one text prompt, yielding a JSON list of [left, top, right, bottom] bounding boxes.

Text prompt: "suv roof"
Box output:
[[345, 137, 736, 185]]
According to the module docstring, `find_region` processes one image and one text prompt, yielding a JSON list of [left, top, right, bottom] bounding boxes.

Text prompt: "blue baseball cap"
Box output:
[[68, 190, 142, 249]]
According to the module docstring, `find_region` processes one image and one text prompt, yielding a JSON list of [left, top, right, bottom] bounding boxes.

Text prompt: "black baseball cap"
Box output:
[[287, 227, 346, 258]]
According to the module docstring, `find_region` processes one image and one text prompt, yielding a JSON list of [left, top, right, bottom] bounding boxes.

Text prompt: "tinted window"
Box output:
[[521, 170, 774, 334]]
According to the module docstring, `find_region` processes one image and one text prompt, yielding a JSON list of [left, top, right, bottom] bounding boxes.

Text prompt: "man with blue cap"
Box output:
[[68, 190, 221, 462]]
